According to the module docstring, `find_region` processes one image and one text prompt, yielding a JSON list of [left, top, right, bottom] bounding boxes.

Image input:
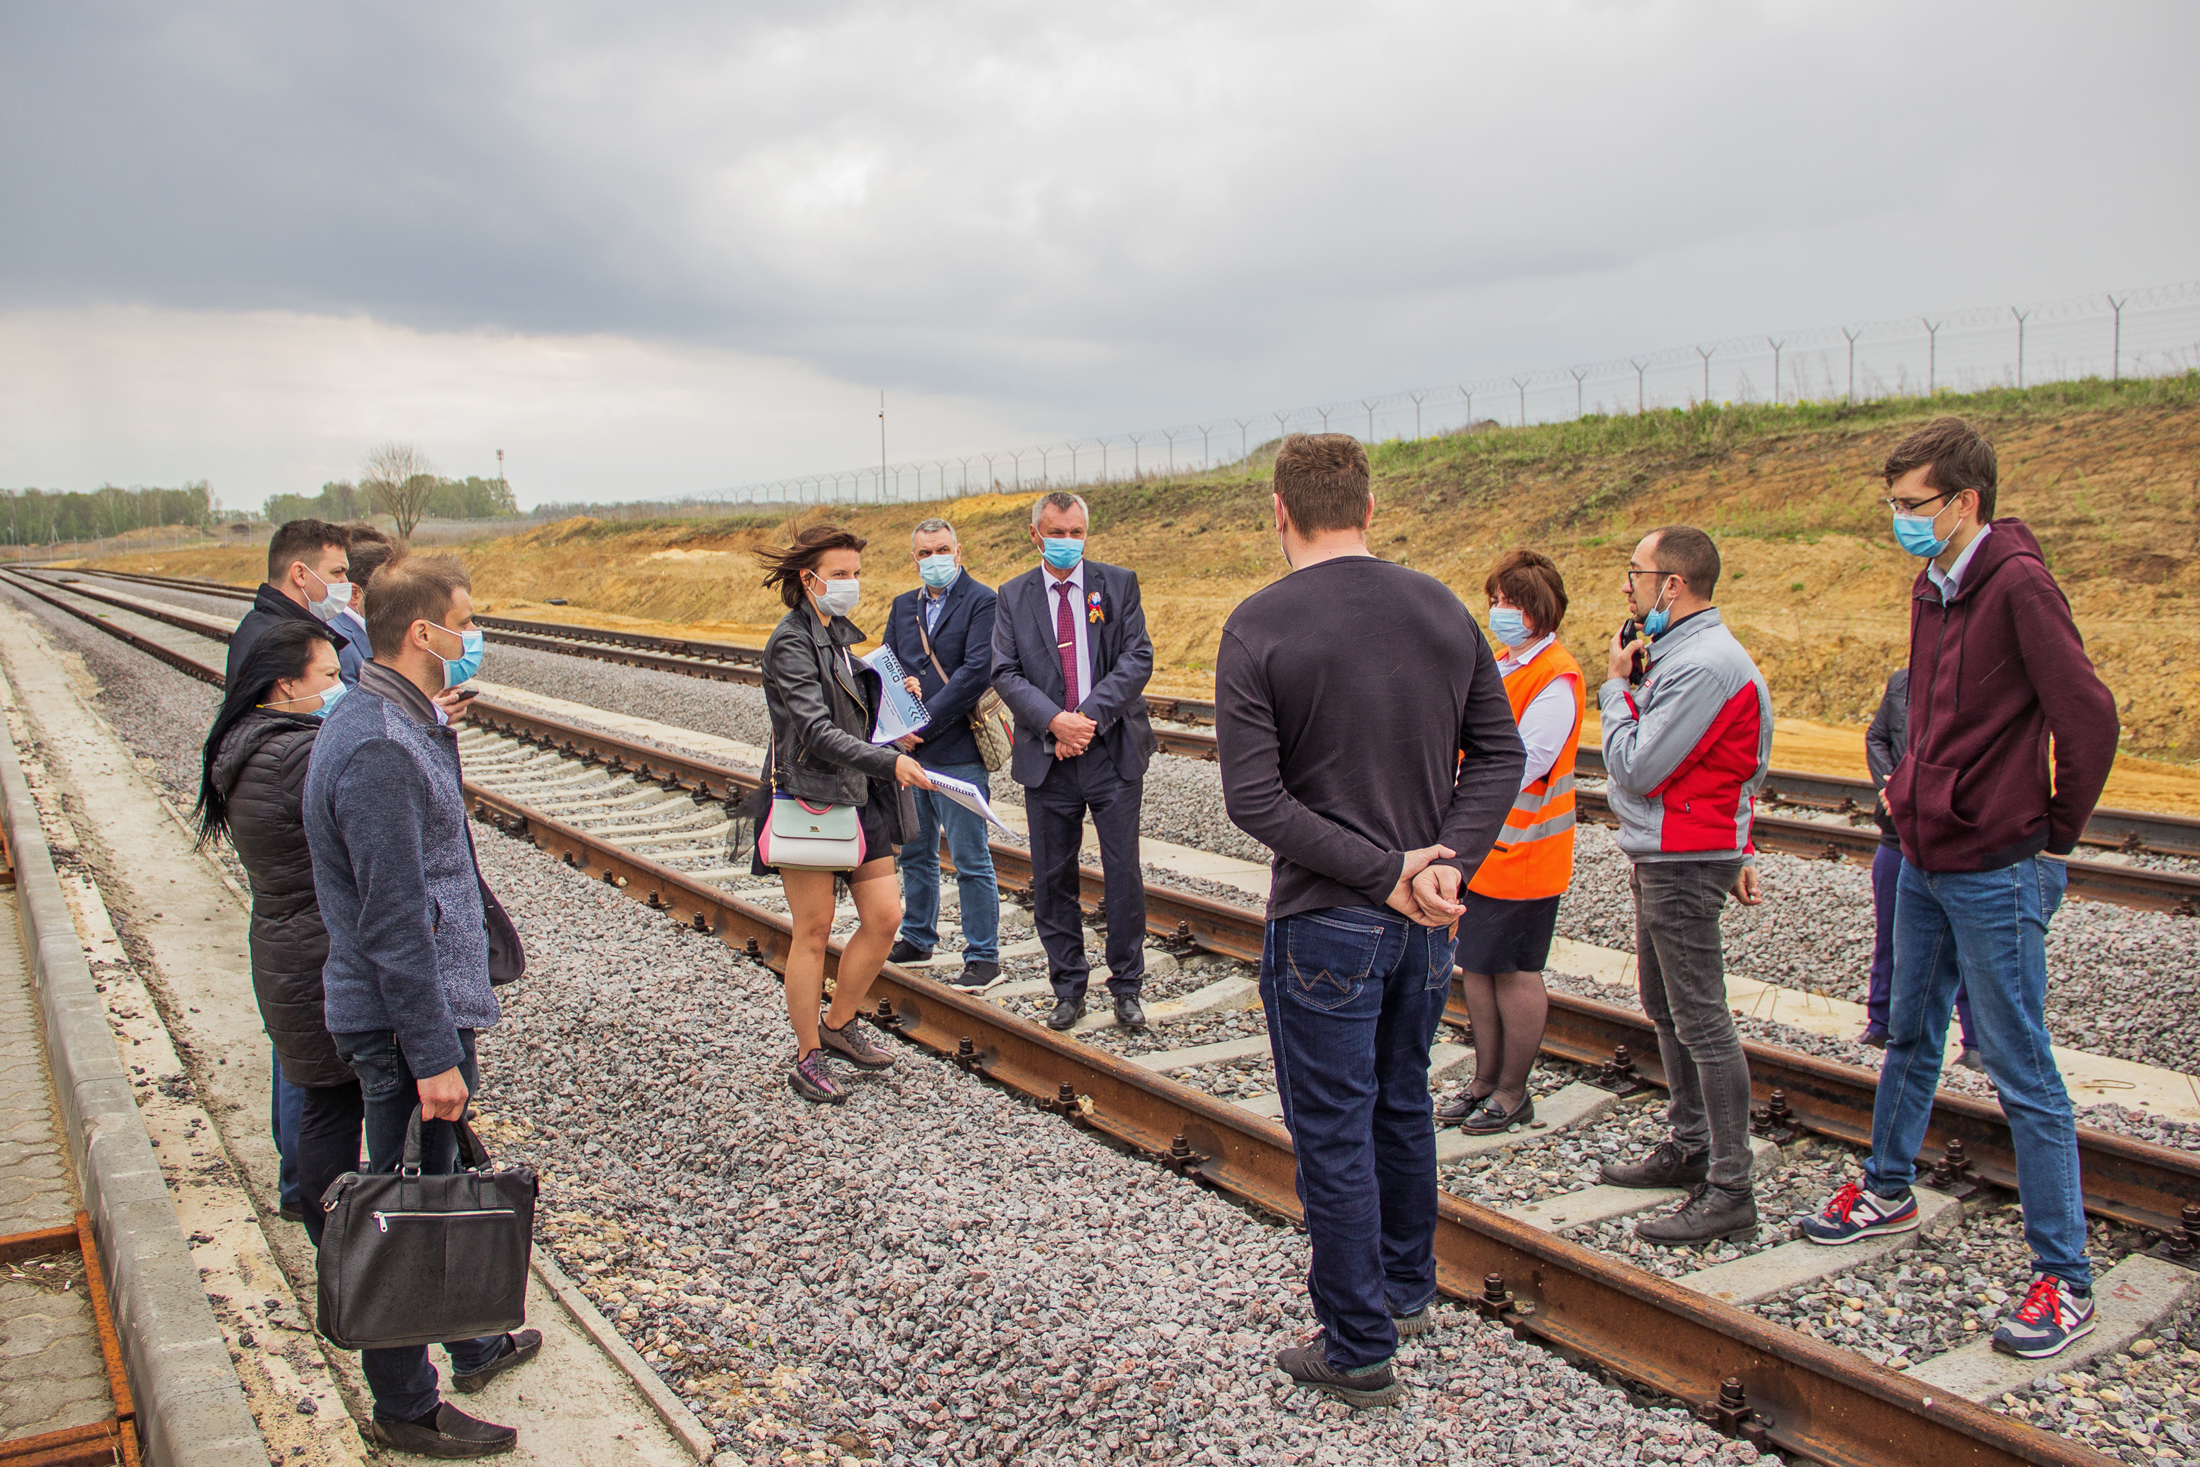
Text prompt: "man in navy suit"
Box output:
[[881, 518, 1003, 991], [991, 491, 1157, 1030]]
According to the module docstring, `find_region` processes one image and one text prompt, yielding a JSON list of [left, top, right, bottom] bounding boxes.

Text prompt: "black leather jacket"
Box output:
[[762, 603, 902, 805]]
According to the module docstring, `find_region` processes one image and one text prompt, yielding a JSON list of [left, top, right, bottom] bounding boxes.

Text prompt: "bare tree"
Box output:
[[360, 442, 437, 539]]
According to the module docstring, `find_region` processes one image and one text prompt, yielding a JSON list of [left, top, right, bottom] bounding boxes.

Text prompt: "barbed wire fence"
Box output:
[[559, 279, 2200, 520]]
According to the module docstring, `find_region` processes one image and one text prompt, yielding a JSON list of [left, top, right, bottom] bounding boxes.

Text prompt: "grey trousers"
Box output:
[[1631, 858, 1754, 1192]]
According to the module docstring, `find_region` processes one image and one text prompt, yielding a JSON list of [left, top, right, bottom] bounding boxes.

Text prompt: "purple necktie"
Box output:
[[1055, 580, 1079, 712]]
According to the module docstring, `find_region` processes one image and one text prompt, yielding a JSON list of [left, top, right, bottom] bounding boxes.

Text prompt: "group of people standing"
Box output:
[[196, 405, 2120, 1447], [200, 523, 538, 1457]]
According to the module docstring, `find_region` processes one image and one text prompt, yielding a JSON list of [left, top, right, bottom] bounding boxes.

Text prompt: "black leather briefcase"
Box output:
[[316, 1108, 537, 1349]]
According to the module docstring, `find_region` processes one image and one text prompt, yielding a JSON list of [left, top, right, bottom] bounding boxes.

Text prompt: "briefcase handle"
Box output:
[[398, 1104, 494, 1178]]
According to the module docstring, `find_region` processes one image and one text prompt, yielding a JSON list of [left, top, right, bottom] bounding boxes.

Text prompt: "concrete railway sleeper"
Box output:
[[12, 569, 2191, 1464]]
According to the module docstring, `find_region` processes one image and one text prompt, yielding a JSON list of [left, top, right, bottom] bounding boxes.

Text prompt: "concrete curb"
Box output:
[[0, 705, 266, 1466], [531, 1251, 715, 1459]]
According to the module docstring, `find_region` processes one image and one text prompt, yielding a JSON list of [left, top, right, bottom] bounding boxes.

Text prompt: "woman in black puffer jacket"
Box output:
[[196, 619, 356, 1225]]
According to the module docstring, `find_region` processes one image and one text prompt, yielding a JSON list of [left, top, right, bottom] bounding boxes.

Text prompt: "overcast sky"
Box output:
[[2, 1, 2195, 510]]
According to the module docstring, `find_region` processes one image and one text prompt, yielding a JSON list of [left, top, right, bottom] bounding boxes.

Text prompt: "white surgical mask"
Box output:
[[811, 577, 861, 618], [304, 566, 351, 623]]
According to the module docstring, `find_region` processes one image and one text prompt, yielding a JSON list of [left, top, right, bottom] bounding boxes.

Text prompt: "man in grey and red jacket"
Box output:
[[1802, 418, 2118, 1364], [1594, 525, 1773, 1246]]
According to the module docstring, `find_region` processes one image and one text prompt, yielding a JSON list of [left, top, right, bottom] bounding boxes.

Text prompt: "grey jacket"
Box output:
[[761, 603, 902, 806], [304, 661, 496, 1078], [1598, 607, 1773, 863]]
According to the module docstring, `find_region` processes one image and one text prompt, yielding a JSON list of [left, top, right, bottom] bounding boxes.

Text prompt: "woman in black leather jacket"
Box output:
[[195, 619, 356, 1221], [753, 525, 934, 1104]]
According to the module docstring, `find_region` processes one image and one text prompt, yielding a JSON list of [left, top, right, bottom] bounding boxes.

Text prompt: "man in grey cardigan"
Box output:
[[305, 554, 538, 1458]]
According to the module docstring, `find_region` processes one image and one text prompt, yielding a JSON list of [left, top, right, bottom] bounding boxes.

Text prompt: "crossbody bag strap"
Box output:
[[913, 604, 951, 683]]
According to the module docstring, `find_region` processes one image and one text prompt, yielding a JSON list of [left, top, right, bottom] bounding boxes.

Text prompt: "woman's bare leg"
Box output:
[[826, 857, 902, 1030], [782, 868, 839, 1056]]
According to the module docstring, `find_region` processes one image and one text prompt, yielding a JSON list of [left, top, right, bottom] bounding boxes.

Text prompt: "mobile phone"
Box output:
[[449, 688, 480, 702], [1617, 617, 1648, 685]]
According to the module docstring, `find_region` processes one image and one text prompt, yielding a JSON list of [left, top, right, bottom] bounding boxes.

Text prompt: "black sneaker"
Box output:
[[450, 1330, 542, 1394], [950, 959, 1002, 992], [1599, 1140, 1709, 1189], [1275, 1335, 1405, 1408], [1634, 1183, 1759, 1246], [369, 1403, 518, 1458], [887, 940, 933, 966]]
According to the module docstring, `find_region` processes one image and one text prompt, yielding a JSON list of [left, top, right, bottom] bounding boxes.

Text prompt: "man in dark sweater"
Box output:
[[303, 554, 536, 1456], [1217, 434, 1523, 1407], [1803, 418, 2118, 1364], [227, 518, 363, 685]]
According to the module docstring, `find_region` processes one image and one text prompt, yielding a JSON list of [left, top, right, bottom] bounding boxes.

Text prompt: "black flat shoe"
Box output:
[[451, 1329, 542, 1394], [1454, 1095, 1534, 1134], [1431, 1089, 1494, 1124], [1047, 998, 1084, 1031], [887, 940, 933, 965], [1113, 996, 1146, 1028], [369, 1403, 518, 1458]]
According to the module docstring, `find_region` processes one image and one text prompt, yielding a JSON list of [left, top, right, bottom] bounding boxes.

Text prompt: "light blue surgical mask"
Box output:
[[264, 681, 346, 718], [917, 553, 959, 590], [1642, 585, 1677, 639], [1041, 537, 1084, 571], [432, 622, 485, 688], [1892, 507, 1954, 558], [1488, 606, 1528, 646]]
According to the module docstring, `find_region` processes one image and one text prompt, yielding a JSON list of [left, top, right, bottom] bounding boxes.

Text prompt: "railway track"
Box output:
[[5, 565, 2185, 1467], [39, 564, 2200, 867], [29, 566, 2200, 915]]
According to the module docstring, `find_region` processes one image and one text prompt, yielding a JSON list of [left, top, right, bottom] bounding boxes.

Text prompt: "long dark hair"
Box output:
[[755, 524, 867, 609], [195, 620, 341, 848]]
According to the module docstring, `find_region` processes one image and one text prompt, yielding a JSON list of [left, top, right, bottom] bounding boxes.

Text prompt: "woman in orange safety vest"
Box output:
[[1435, 550, 1584, 1135]]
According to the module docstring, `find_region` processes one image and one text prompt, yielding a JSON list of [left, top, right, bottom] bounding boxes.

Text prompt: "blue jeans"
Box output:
[[272, 1047, 306, 1209], [896, 761, 999, 963], [1864, 856, 2088, 1288], [1866, 845, 1974, 1047], [332, 1028, 506, 1421], [1261, 905, 1457, 1371]]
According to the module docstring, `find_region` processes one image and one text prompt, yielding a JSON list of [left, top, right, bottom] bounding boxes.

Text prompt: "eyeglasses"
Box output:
[[1882, 490, 1953, 518], [1623, 568, 1672, 584]]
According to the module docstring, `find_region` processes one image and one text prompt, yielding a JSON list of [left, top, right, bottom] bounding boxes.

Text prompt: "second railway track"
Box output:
[[33, 564, 2200, 913], [7, 563, 2193, 1467]]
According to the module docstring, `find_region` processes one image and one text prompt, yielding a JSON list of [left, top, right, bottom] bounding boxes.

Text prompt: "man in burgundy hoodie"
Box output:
[[1801, 417, 2118, 1362]]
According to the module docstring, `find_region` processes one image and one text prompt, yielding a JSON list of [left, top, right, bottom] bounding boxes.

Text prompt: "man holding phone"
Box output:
[[1595, 526, 1773, 1246]]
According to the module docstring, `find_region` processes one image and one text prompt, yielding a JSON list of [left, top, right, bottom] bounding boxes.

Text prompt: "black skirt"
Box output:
[[751, 780, 899, 878], [1454, 891, 1562, 975]]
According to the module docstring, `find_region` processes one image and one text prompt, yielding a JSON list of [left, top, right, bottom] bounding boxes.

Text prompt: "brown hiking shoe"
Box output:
[[1599, 1139, 1709, 1189], [1275, 1335, 1405, 1408]]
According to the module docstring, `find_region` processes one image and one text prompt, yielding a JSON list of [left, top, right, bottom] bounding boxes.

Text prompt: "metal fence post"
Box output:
[[2012, 308, 2029, 388], [1924, 318, 1941, 394], [1695, 346, 1714, 405], [1631, 359, 1647, 414], [1569, 367, 1587, 418], [1768, 338, 1784, 405], [2109, 293, 2128, 379], [1512, 376, 1528, 427], [1843, 327, 1861, 402]]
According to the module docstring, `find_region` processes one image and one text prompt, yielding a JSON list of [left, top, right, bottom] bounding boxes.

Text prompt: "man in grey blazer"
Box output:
[[991, 491, 1158, 1029]]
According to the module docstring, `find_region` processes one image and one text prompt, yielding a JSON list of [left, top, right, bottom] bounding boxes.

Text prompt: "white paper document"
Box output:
[[923, 770, 1017, 837], [862, 646, 932, 744]]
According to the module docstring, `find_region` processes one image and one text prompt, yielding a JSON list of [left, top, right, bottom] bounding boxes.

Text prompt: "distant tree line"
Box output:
[[266, 474, 520, 527], [0, 481, 214, 545]]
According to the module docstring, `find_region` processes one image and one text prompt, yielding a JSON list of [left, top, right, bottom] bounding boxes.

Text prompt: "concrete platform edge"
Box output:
[[530, 1249, 714, 1459], [0, 696, 267, 1467]]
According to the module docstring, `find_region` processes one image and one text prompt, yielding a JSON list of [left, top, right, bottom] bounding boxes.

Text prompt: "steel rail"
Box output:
[[453, 699, 2200, 1237], [16, 566, 2188, 1232], [45, 566, 2200, 860], [0, 567, 2130, 1465]]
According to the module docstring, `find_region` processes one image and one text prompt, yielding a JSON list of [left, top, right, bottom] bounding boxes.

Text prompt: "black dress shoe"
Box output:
[[369, 1402, 518, 1457], [1047, 998, 1085, 1031], [1113, 996, 1146, 1027], [451, 1329, 542, 1394], [887, 940, 933, 965]]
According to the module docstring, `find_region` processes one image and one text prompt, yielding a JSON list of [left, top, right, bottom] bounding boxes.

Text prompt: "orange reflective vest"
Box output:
[[1468, 639, 1585, 901]]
